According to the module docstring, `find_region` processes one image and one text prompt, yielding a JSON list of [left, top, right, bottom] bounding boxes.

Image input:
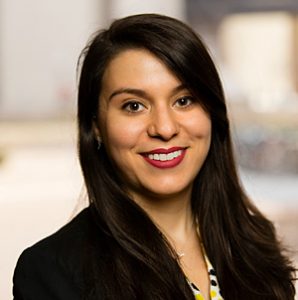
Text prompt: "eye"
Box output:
[[122, 101, 145, 113], [175, 96, 194, 108]]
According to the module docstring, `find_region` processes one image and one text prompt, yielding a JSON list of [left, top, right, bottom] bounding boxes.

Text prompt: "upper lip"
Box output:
[[142, 147, 186, 155]]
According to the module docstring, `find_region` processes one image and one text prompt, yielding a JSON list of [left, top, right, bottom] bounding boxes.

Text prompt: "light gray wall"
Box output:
[[0, 0, 106, 119]]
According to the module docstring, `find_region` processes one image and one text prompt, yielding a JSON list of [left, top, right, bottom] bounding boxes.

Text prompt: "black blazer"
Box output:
[[13, 206, 198, 300], [13, 207, 97, 300]]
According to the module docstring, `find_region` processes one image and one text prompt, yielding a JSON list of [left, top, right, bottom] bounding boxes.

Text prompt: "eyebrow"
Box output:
[[108, 84, 188, 101], [108, 88, 148, 101]]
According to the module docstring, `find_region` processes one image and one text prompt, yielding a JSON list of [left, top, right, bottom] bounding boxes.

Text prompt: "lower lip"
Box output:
[[143, 150, 186, 169]]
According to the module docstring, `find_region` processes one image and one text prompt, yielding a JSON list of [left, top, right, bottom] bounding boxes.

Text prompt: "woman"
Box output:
[[13, 14, 296, 300]]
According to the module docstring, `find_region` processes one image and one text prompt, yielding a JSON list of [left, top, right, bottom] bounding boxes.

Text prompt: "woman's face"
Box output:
[[96, 49, 211, 203]]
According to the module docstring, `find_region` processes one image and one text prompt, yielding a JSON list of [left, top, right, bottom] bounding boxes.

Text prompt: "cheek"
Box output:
[[184, 112, 212, 140], [104, 116, 146, 153]]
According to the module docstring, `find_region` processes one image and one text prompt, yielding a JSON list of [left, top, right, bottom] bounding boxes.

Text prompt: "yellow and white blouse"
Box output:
[[188, 255, 224, 300]]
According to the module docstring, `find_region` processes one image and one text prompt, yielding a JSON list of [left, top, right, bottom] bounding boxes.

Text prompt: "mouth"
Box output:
[[147, 149, 183, 161], [141, 147, 187, 169]]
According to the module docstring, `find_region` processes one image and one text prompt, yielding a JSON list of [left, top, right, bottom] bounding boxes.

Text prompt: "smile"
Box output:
[[147, 150, 182, 161], [142, 147, 186, 169]]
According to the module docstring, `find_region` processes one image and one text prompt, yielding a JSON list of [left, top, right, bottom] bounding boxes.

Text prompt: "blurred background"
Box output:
[[0, 0, 297, 299]]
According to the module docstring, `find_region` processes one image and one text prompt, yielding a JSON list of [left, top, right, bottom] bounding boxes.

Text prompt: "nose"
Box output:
[[147, 106, 179, 141]]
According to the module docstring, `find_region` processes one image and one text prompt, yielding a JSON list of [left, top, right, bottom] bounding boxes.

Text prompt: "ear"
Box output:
[[92, 119, 101, 141]]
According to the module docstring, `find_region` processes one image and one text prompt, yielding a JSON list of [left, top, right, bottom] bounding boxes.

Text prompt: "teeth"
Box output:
[[147, 150, 182, 161], [160, 154, 167, 161], [167, 153, 174, 160]]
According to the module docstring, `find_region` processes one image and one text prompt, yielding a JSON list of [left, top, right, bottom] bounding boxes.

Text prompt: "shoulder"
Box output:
[[26, 206, 93, 253], [13, 206, 101, 300], [18, 206, 94, 265]]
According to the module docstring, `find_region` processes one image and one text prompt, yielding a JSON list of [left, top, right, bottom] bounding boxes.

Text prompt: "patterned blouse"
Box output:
[[188, 254, 224, 300]]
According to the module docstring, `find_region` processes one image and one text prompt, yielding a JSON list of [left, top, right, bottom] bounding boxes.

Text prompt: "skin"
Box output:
[[96, 49, 212, 299]]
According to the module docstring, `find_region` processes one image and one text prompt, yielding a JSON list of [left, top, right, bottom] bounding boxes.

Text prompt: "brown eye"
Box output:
[[122, 101, 145, 113], [175, 96, 194, 108]]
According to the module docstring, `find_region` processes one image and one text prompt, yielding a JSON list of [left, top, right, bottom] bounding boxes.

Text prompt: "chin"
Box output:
[[142, 182, 191, 200]]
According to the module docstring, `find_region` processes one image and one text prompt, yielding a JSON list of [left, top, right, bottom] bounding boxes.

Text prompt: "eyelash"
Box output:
[[122, 101, 145, 113], [121, 96, 194, 113], [175, 96, 194, 108]]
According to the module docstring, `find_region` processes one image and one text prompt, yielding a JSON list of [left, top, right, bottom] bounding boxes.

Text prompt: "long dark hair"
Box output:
[[77, 14, 296, 299]]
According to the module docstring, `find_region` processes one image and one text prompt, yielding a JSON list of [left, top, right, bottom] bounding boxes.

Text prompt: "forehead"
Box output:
[[101, 49, 182, 90]]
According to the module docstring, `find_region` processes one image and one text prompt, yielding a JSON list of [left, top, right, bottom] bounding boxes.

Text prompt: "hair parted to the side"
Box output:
[[77, 13, 296, 299]]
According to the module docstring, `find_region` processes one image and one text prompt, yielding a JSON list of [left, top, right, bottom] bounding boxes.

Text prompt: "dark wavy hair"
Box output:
[[77, 13, 296, 299]]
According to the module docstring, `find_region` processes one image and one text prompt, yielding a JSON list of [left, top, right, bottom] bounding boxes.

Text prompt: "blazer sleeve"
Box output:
[[13, 247, 81, 300]]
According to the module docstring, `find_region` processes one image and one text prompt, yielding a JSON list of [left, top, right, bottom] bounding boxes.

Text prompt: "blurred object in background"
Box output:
[[234, 125, 298, 174], [220, 12, 298, 113], [218, 11, 298, 175], [106, 0, 185, 20], [0, 0, 106, 119]]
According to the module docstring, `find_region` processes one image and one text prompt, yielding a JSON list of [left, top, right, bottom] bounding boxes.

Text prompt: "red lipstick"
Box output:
[[145, 147, 184, 154]]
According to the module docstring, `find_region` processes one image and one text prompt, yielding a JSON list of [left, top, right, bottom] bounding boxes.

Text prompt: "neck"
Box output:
[[131, 188, 195, 246]]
